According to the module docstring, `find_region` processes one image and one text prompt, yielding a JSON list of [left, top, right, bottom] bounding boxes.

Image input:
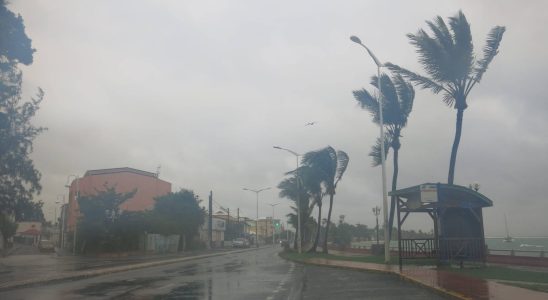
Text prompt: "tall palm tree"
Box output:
[[301, 146, 349, 254], [386, 11, 505, 184], [293, 165, 325, 253], [353, 73, 414, 240], [278, 175, 312, 250]]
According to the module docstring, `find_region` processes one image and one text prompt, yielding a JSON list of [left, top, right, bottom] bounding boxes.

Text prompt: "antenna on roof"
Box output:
[[156, 165, 161, 178]]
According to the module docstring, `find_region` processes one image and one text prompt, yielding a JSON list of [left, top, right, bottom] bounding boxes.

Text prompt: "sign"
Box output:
[[420, 184, 438, 203]]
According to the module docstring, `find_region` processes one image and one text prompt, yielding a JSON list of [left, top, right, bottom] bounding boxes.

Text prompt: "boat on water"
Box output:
[[503, 214, 514, 243]]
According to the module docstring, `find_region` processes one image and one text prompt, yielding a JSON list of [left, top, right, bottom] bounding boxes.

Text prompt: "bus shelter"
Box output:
[[389, 183, 493, 269]]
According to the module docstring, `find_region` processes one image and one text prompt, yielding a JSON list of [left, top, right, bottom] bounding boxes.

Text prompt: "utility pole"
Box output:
[[237, 208, 240, 237], [227, 208, 230, 240], [208, 191, 213, 249]]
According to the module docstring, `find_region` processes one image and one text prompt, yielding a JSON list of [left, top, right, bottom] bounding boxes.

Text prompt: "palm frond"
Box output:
[[407, 29, 453, 81], [334, 150, 349, 187], [468, 26, 505, 94], [448, 10, 474, 81], [369, 136, 391, 167], [392, 74, 415, 122], [426, 17, 453, 53], [352, 88, 380, 123], [385, 62, 446, 94]]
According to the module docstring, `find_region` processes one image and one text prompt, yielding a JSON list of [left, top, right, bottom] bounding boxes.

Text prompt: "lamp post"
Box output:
[[56, 195, 65, 248], [269, 203, 280, 246], [243, 187, 271, 248], [66, 175, 79, 255], [372, 206, 381, 245], [351, 35, 390, 263], [273, 146, 302, 253]]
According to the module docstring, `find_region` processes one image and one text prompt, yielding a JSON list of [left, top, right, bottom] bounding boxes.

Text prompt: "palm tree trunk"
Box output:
[[322, 194, 334, 254], [293, 225, 298, 250], [448, 109, 464, 185], [308, 201, 322, 253], [388, 146, 399, 241]]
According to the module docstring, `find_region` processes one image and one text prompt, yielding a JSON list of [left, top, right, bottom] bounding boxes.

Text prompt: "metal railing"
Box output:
[[488, 248, 546, 257], [439, 238, 484, 261], [400, 238, 437, 258]]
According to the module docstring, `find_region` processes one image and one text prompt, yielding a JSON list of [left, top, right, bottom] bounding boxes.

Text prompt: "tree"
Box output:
[[153, 190, 205, 251], [278, 175, 312, 250], [76, 186, 135, 253], [386, 11, 505, 184], [0, 1, 44, 246], [353, 73, 414, 240], [301, 146, 349, 254]]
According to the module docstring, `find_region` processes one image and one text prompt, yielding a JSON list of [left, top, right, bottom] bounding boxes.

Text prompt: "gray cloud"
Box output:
[[10, 0, 548, 236]]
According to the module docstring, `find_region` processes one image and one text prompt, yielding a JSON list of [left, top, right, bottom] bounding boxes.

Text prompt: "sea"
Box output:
[[351, 237, 548, 257]]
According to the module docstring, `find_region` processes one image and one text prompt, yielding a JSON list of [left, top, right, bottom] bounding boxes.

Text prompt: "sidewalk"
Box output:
[[304, 257, 547, 300], [0, 247, 259, 291]]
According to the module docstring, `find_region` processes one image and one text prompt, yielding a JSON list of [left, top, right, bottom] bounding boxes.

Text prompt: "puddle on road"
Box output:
[[154, 281, 206, 300], [163, 263, 199, 276], [74, 277, 168, 297]]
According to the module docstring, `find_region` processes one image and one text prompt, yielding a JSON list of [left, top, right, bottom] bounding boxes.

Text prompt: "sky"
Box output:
[[9, 0, 548, 237]]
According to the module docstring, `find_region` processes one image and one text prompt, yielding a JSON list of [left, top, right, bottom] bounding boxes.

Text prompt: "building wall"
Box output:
[[66, 168, 171, 231]]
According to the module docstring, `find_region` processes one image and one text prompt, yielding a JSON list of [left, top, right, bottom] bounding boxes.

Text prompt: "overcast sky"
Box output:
[[10, 0, 548, 237]]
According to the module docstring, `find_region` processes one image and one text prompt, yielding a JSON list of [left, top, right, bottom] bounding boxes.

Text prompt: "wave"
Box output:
[[519, 243, 545, 248]]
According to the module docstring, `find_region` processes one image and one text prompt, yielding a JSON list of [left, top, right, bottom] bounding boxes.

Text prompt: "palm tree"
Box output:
[[301, 146, 349, 254], [278, 175, 311, 250], [353, 73, 414, 240], [385, 11, 505, 184], [294, 165, 325, 253]]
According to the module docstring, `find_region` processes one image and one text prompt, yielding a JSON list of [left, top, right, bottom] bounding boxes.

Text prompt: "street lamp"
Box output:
[[268, 203, 280, 246], [66, 174, 79, 254], [273, 145, 302, 254], [243, 187, 271, 248], [372, 206, 381, 245], [57, 194, 65, 248], [351, 35, 390, 263]]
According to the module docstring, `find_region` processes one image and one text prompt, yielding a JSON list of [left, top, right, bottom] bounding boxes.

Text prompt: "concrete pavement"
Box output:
[[291, 256, 548, 300]]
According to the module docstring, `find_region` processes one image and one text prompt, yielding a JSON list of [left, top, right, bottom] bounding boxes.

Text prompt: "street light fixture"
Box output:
[[351, 35, 390, 263], [243, 187, 271, 248], [268, 203, 280, 246], [273, 145, 302, 254], [372, 206, 381, 245]]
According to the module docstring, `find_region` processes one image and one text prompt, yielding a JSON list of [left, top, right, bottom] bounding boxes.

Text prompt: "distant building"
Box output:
[[66, 167, 171, 232], [199, 216, 226, 247], [256, 217, 281, 242], [14, 221, 42, 245]]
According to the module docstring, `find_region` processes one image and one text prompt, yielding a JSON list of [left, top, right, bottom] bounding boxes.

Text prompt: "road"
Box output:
[[0, 247, 448, 299]]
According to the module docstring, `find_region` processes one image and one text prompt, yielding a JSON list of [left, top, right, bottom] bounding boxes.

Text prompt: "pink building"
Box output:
[[66, 167, 171, 231]]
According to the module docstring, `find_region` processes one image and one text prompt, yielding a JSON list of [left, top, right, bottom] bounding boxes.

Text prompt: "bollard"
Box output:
[[541, 250, 545, 258], [510, 249, 515, 256]]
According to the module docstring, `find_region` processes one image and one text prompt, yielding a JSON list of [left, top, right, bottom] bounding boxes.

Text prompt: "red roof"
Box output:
[[19, 228, 41, 236]]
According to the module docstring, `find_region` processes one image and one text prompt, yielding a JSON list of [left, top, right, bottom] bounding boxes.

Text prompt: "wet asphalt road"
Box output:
[[0, 247, 447, 299]]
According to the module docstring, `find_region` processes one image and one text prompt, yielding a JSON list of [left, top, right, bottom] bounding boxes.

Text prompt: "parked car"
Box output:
[[232, 238, 250, 248], [38, 239, 54, 253]]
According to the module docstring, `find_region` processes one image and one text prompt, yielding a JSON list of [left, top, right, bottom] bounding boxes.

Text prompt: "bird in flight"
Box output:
[[305, 121, 317, 126]]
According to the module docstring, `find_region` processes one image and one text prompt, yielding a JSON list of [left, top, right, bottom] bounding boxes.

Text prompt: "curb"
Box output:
[[278, 252, 468, 300], [0, 247, 261, 291]]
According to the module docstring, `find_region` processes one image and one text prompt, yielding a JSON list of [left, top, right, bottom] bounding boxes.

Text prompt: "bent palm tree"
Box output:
[[385, 11, 505, 184], [292, 165, 325, 253], [278, 175, 311, 250], [301, 146, 349, 254], [353, 73, 414, 240]]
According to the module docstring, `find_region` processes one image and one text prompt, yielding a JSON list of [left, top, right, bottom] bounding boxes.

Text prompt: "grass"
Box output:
[[443, 266, 548, 284], [502, 282, 548, 293]]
